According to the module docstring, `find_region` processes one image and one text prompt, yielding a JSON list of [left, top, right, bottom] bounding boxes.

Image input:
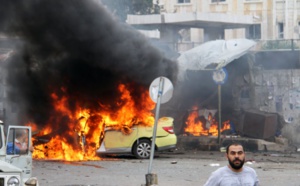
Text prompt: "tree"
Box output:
[[100, 0, 159, 22]]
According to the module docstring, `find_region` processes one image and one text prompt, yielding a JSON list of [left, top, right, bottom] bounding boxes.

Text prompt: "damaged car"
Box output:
[[96, 117, 177, 159]]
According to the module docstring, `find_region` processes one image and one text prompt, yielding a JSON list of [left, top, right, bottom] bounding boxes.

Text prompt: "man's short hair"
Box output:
[[226, 141, 244, 154]]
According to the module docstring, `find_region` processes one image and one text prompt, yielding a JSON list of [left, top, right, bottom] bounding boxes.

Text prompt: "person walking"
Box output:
[[204, 142, 259, 186]]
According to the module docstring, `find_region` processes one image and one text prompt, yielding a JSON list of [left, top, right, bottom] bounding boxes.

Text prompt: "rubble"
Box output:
[[176, 135, 291, 153]]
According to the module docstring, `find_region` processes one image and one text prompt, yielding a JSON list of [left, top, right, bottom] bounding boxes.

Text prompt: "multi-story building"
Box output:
[[127, 0, 300, 52], [127, 1, 300, 145]]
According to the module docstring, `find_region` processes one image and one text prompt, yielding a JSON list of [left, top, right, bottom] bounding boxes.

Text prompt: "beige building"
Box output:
[[127, 0, 300, 51], [128, 1, 300, 144]]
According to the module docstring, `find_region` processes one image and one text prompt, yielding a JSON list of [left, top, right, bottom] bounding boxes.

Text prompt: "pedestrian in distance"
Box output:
[[204, 141, 259, 186]]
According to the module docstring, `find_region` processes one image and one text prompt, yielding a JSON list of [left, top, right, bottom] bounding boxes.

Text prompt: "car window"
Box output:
[[6, 128, 30, 155]]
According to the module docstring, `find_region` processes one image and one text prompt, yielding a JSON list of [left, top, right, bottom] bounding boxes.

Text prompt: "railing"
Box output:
[[253, 39, 300, 51], [163, 39, 300, 53]]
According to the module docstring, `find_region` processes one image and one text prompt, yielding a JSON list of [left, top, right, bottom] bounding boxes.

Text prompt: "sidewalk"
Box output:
[[176, 135, 292, 153], [32, 149, 300, 186]]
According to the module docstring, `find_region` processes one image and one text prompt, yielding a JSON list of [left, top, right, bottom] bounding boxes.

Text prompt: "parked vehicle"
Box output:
[[0, 121, 38, 186], [96, 117, 177, 159]]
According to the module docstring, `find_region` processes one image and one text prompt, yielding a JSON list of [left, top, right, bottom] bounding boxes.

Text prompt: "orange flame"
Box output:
[[31, 84, 155, 161], [184, 106, 230, 136]]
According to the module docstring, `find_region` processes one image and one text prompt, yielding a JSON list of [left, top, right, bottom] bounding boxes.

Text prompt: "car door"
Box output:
[[104, 126, 139, 151], [0, 124, 6, 158], [5, 126, 33, 181]]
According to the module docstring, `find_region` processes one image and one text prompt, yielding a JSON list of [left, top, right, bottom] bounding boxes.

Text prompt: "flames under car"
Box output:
[[96, 117, 177, 159]]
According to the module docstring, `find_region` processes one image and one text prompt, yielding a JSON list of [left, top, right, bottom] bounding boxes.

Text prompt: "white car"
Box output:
[[0, 122, 38, 186]]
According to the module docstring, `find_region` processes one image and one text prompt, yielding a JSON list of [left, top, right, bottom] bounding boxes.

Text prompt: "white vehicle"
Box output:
[[0, 121, 38, 186]]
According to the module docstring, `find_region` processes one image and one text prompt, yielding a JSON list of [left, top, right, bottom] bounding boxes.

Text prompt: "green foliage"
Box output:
[[261, 40, 299, 50], [100, 0, 159, 22]]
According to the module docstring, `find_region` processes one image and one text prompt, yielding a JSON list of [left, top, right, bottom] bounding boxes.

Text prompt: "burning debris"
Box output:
[[184, 106, 230, 136], [0, 0, 178, 161]]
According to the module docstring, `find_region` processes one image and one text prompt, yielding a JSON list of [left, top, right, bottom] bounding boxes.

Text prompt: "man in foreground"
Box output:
[[204, 142, 259, 186]]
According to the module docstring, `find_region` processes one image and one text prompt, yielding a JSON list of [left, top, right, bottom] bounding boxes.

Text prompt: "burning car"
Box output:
[[96, 117, 177, 159], [0, 122, 38, 186]]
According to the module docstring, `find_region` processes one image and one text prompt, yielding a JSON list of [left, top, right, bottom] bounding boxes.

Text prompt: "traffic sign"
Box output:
[[212, 68, 228, 85], [149, 77, 173, 104]]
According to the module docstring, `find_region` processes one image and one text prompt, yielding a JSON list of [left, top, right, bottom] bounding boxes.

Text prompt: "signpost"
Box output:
[[212, 68, 228, 146], [145, 76, 173, 186]]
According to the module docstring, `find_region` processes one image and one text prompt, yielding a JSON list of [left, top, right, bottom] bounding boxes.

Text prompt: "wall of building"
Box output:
[[237, 51, 300, 144], [159, 0, 300, 41], [252, 69, 300, 144]]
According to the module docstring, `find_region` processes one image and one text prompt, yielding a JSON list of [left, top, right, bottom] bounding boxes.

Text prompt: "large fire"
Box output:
[[30, 84, 155, 161], [184, 106, 230, 136]]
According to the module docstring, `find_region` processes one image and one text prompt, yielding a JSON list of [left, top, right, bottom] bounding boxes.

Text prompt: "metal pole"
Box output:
[[148, 77, 164, 174], [218, 84, 221, 146]]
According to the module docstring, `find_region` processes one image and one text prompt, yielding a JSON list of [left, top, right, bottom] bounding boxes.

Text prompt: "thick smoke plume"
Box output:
[[0, 0, 178, 126]]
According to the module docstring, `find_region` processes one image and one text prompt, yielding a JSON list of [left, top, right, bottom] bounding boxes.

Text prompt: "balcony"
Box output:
[[127, 12, 254, 29]]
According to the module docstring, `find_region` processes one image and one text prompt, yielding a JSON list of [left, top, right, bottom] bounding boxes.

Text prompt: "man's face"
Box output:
[[20, 131, 28, 142], [226, 145, 245, 171]]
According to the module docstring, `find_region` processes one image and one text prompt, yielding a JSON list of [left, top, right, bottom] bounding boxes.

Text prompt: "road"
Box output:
[[32, 150, 300, 186]]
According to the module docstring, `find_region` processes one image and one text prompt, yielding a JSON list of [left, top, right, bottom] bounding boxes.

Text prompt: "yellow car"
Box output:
[[96, 117, 177, 159]]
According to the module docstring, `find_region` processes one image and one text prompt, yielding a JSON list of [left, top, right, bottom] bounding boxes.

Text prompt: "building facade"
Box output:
[[127, 0, 300, 52], [157, 0, 300, 40], [128, 1, 300, 145]]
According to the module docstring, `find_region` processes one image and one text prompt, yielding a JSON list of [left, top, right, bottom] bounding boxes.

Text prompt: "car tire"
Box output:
[[133, 139, 152, 159]]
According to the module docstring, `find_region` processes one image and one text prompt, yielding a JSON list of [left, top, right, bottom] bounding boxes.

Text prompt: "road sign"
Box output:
[[212, 68, 228, 85], [147, 76, 174, 179], [149, 77, 173, 104], [212, 68, 227, 145]]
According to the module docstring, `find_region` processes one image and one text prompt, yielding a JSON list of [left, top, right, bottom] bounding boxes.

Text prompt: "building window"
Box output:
[[248, 24, 261, 39], [211, 0, 226, 2], [278, 23, 284, 39], [178, 0, 190, 3]]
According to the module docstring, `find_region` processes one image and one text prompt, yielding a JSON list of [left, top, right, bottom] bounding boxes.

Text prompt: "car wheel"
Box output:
[[133, 139, 152, 159]]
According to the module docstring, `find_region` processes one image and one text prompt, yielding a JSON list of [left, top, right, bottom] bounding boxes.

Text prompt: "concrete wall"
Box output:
[[252, 69, 300, 144], [242, 51, 300, 144], [217, 50, 300, 144]]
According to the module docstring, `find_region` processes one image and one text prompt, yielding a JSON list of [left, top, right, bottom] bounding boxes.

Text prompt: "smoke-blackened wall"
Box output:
[[162, 56, 252, 134], [0, 0, 178, 126]]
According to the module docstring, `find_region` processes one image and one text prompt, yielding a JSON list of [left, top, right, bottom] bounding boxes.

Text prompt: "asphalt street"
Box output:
[[32, 149, 300, 186]]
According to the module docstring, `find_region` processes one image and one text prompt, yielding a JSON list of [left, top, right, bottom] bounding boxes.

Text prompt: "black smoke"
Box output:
[[0, 0, 178, 126]]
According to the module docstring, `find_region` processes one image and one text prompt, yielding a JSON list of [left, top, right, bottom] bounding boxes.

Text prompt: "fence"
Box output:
[[163, 39, 300, 53]]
